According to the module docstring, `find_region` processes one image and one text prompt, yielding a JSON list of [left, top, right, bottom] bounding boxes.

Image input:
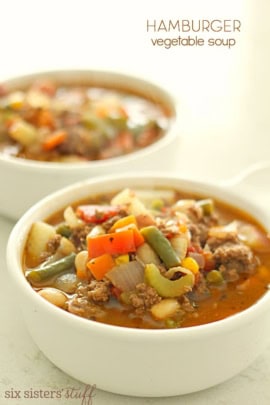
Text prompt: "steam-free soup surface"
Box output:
[[23, 187, 270, 329]]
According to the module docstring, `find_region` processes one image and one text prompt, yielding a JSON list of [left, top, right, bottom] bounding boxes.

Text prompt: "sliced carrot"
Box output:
[[42, 130, 67, 151], [115, 224, 144, 247], [35, 109, 55, 129], [110, 216, 144, 247], [131, 226, 145, 247], [87, 253, 115, 280], [87, 229, 136, 259]]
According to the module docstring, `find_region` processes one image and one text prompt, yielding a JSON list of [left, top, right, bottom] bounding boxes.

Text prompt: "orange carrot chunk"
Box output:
[[87, 230, 136, 259], [42, 130, 67, 151], [87, 253, 115, 280]]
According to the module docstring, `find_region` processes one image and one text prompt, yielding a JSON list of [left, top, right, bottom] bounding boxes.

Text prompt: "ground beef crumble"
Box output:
[[129, 283, 162, 315], [87, 280, 111, 302], [68, 280, 110, 319], [70, 224, 92, 251], [213, 243, 259, 274], [68, 296, 105, 319]]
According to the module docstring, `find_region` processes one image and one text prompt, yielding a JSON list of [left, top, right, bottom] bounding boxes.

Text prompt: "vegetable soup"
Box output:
[[23, 187, 270, 329], [0, 80, 170, 162]]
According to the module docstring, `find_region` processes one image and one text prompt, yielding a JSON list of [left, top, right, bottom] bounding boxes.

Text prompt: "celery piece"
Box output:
[[145, 263, 194, 298]]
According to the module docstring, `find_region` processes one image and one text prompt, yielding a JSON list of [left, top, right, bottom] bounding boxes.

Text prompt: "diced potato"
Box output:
[[151, 298, 180, 320], [9, 120, 38, 146], [26, 221, 56, 261], [57, 237, 76, 256], [26, 90, 50, 109]]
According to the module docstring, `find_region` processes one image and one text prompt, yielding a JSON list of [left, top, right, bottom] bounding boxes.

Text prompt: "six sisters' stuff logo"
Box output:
[[3, 384, 96, 405], [64, 385, 96, 405]]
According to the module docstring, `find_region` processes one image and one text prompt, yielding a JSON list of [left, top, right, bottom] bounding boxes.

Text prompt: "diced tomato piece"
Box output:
[[77, 205, 120, 224], [203, 251, 216, 271]]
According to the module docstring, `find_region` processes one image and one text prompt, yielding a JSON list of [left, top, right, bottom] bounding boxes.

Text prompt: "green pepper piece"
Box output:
[[145, 263, 194, 298], [26, 252, 76, 283], [140, 226, 180, 269]]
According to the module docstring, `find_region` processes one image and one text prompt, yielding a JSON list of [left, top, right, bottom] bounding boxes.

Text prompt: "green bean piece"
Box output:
[[26, 252, 76, 283], [140, 226, 180, 269], [145, 263, 194, 298]]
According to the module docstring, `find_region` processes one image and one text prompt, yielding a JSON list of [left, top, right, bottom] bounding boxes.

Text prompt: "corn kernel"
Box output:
[[115, 254, 129, 265], [179, 224, 188, 233], [181, 257, 199, 274], [7, 91, 25, 109]]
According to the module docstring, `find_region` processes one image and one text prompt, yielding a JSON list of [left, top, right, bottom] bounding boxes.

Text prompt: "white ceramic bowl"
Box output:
[[0, 70, 179, 220], [6, 172, 270, 397]]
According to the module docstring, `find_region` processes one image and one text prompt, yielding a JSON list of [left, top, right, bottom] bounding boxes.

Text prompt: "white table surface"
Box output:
[[1, 0, 270, 404]]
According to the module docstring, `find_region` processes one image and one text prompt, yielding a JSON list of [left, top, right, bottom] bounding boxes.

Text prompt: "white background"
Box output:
[[0, 0, 270, 404]]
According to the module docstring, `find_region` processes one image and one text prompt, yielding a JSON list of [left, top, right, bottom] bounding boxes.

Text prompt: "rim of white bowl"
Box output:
[[6, 172, 270, 341], [0, 69, 179, 173]]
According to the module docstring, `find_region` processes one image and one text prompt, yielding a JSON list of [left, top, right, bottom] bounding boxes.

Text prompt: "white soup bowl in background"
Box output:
[[0, 70, 179, 220]]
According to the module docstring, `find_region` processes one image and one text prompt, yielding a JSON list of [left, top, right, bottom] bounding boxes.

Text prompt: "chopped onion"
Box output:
[[136, 243, 161, 265], [53, 272, 78, 294], [106, 261, 144, 291], [64, 206, 81, 228], [170, 235, 188, 261], [88, 225, 105, 237]]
